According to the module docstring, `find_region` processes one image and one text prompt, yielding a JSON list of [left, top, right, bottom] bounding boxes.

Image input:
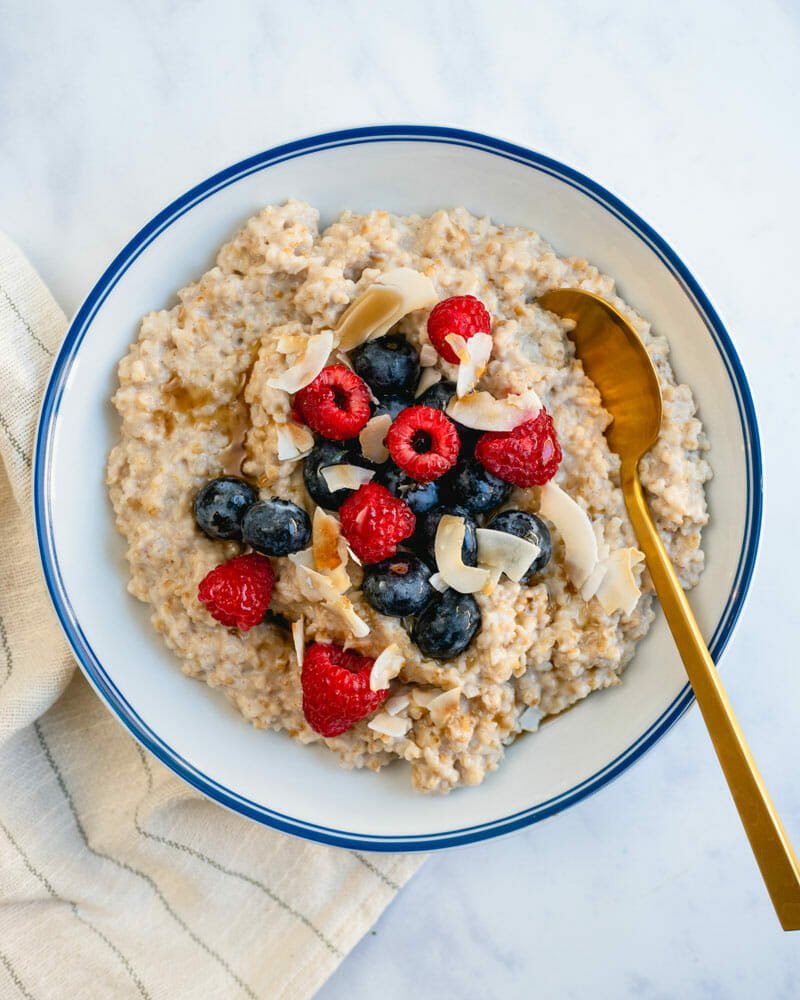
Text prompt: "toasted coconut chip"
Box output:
[[384, 693, 410, 716], [415, 367, 443, 398], [428, 571, 448, 593], [368, 712, 411, 738], [291, 618, 305, 666], [276, 332, 308, 355], [337, 268, 438, 351], [276, 421, 315, 461], [410, 687, 440, 708], [476, 527, 540, 583], [538, 481, 598, 588], [321, 464, 375, 493], [287, 549, 367, 636], [519, 705, 543, 732], [370, 643, 404, 692], [419, 343, 439, 367], [266, 330, 334, 393], [594, 548, 645, 616], [434, 515, 490, 594], [445, 331, 493, 398], [428, 687, 462, 727], [359, 414, 392, 464], [446, 388, 542, 431], [312, 508, 347, 573]]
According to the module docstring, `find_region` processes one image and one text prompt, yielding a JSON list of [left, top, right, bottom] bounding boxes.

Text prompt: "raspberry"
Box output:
[[301, 642, 388, 737], [339, 482, 416, 563], [386, 406, 460, 483], [198, 552, 274, 631], [294, 365, 371, 441], [427, 295, 492, 364], [475, 409, 562, 487]]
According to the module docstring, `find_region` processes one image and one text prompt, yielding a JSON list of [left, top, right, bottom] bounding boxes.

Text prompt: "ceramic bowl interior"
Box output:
[[35, 127, 761, 851]]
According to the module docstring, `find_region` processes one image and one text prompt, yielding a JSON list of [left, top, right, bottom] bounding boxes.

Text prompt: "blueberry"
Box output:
[[416, 379, 456, 412], [193, 476, 257, 540], [378, 463, 441, 515], [444, 457, 511, 516], [416, 504, 478, 567], [372, 393, 413, 422], [303, 440, 372, 510], [362, 553, 433, 617], [352, 333, 420, 398], [411, 588, 482, 659], [487, 510, 552, 582], [243, 498, 311, 556]]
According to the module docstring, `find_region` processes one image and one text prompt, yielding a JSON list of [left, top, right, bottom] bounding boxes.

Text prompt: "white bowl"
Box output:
[[34, 127, 762, 851]]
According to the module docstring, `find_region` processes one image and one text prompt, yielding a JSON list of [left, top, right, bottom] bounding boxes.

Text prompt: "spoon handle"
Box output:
[[622, 462, 800, 930]]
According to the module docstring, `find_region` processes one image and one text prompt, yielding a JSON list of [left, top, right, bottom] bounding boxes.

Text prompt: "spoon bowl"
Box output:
[[537, 289, 662, 462]]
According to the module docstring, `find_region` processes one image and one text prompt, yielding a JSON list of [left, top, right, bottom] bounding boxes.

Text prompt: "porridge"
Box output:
[[107, 200, 710, 793]]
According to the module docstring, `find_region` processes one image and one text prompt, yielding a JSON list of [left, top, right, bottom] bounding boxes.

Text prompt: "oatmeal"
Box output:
[[107, 200, 711, 793]]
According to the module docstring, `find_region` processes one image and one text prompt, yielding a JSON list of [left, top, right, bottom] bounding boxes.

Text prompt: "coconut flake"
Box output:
[[419, 343, 439, 367], [368, 712, 411, 738], [359, 414, 392, 464], [595, 548, 645, 616], [476, 527, 540, 583], [428, 571, 448, 593], [312, 508, 347, 573], [291, 618, 305, 666], [370, 643, 404, 691], [414, 367, 443, 398], [276, 421, 315, 461], [337, 269, 438, 350], [276, 332, 308, 355], [410, 688, 440, 708], [428, 687, 462, 727], [446, 389, 542, 432], [538, 482, 598, 588], [321, 464, 375, 493], [434, 515, 490, 594], [445, 331, 493, 398], [384, 693, 410, 716], [519, 705, 543, 732], [266, 330, 334, 393], [287, 549, 368, 637]]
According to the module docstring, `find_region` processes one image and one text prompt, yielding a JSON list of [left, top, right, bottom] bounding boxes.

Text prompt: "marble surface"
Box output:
[[2, 1, 799, 996]]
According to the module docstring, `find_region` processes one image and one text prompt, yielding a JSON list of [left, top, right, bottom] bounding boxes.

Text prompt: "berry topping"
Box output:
[[416, 504, 478, 567], [294, 364, 371, 441], [197, 552, 274, 631], [386, 406, 460, 483], [301, 642, 388, 737], [303, 440, 373, 510], [427, 295, 491, 365], [487, 510, 552, 583], [444, 457, 511, 515], [416, 379, 456, 412], [362, 553, 433, 617], [339, 482, 416, 563], [475, 409, 562, 487], [411, 588, 482, 659], [242, 498, 311, 556], [378, 463, 441, 515], [352, 333, 420, 398], [193, 476, 257, 540]]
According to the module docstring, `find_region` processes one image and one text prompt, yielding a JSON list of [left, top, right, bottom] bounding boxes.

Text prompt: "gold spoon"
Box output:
[[538, 287, 800, 931]]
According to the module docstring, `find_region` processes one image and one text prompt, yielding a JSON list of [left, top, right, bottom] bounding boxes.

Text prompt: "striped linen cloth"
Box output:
[[0, 231, 424, 1000]]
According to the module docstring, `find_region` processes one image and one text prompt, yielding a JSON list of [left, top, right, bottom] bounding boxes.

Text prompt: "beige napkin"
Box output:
[[0, 232, 424, 1000]]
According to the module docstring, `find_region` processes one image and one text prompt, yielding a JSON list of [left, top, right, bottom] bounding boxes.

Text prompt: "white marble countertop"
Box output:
[[2, 1, 798, 996]]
